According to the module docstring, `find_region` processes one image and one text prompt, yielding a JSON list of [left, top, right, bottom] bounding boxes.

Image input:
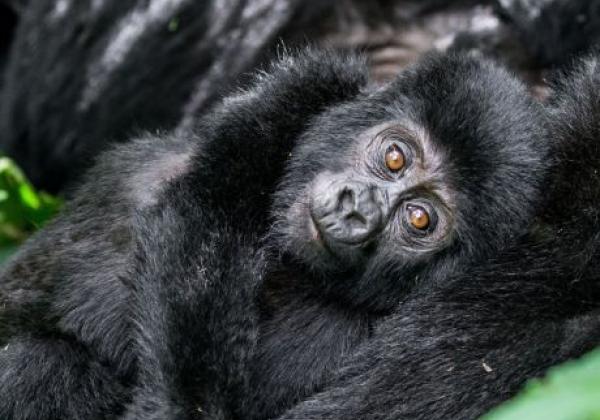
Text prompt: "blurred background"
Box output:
[[0, 1, 600, 418]]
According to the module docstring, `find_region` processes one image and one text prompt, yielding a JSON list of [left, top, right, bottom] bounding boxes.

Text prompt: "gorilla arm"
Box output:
[[123, 50, 368, 419], [278, 236, 600, 420], [0, 134, 195, 419]]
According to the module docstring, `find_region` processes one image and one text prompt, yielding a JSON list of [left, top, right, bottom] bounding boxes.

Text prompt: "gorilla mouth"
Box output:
[[307, 209, 376, 264], [307, 210, 340, 258], [309, 207, 380, 248]]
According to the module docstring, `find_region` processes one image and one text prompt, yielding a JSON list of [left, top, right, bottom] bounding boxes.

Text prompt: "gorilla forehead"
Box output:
[[291, 52, 544, 170]]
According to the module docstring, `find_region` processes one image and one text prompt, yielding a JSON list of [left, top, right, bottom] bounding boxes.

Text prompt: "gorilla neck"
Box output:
[[261, 255, 400, 315]]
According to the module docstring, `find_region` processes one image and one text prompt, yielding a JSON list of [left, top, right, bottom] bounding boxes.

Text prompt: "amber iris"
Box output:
[[385, 144, 405, 172], [408, 206, 430, 230]]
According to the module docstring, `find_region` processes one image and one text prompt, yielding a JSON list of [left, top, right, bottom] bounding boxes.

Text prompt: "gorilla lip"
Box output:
[[308, 211, 323, 244], [308, 212, 342, 261]]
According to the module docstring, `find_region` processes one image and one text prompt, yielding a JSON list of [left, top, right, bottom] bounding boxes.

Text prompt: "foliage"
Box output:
[[0, 157, 62, 263], [483, 348, 600, 420]]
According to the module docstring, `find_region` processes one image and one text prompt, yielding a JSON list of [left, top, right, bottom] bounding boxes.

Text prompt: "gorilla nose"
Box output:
[[312, 181, 383, 245]]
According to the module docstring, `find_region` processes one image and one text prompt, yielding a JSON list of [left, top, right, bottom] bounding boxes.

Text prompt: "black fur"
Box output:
[[6, 48, 548, 420], [0, 133, 195, 418], [124, 49, 370, 420], [275, 55, 600, 419], [0, 0, 334, 192], [123, 51, 551, 420], [0, 48, 368, 419], [495, 0, 600, 67], [4, 0, 600, 194], [123, 51, 600, 420], [0, 47, 598, 420]]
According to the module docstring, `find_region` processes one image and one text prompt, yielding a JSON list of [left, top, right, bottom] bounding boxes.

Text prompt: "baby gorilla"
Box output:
[[0, 50, 547, 419], [126, 51, 549, 419]]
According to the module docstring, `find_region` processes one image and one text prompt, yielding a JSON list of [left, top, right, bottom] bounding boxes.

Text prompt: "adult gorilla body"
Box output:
[[2, 0, 600, 193], [1, 47, 582, 420]]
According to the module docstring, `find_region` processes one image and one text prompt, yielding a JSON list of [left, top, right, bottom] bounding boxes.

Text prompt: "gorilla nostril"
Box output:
[[344, 210, 367, 226], [338, 188, 355, 213]]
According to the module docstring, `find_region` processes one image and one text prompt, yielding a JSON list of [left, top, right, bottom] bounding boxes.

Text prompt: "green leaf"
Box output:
[[483, 348, 600, 420], [0, 156, 62, 252], [18, 183, 41, 209]]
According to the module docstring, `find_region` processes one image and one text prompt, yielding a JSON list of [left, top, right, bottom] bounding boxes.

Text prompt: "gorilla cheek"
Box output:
[[275, 188, 332, 266]]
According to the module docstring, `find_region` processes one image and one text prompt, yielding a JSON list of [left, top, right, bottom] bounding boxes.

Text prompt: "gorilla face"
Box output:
[[269, 53, 548, 309], [287, 121, 456, 273], [268, 116, 462, 314]]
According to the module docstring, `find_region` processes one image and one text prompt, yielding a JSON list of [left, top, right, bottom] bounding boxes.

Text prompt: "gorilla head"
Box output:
[[271, 53, 548, 311]]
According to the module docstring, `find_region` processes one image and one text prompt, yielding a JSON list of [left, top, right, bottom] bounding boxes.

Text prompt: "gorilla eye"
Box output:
[[385, 144, 405, 172], [407, 205, 430, 230]]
